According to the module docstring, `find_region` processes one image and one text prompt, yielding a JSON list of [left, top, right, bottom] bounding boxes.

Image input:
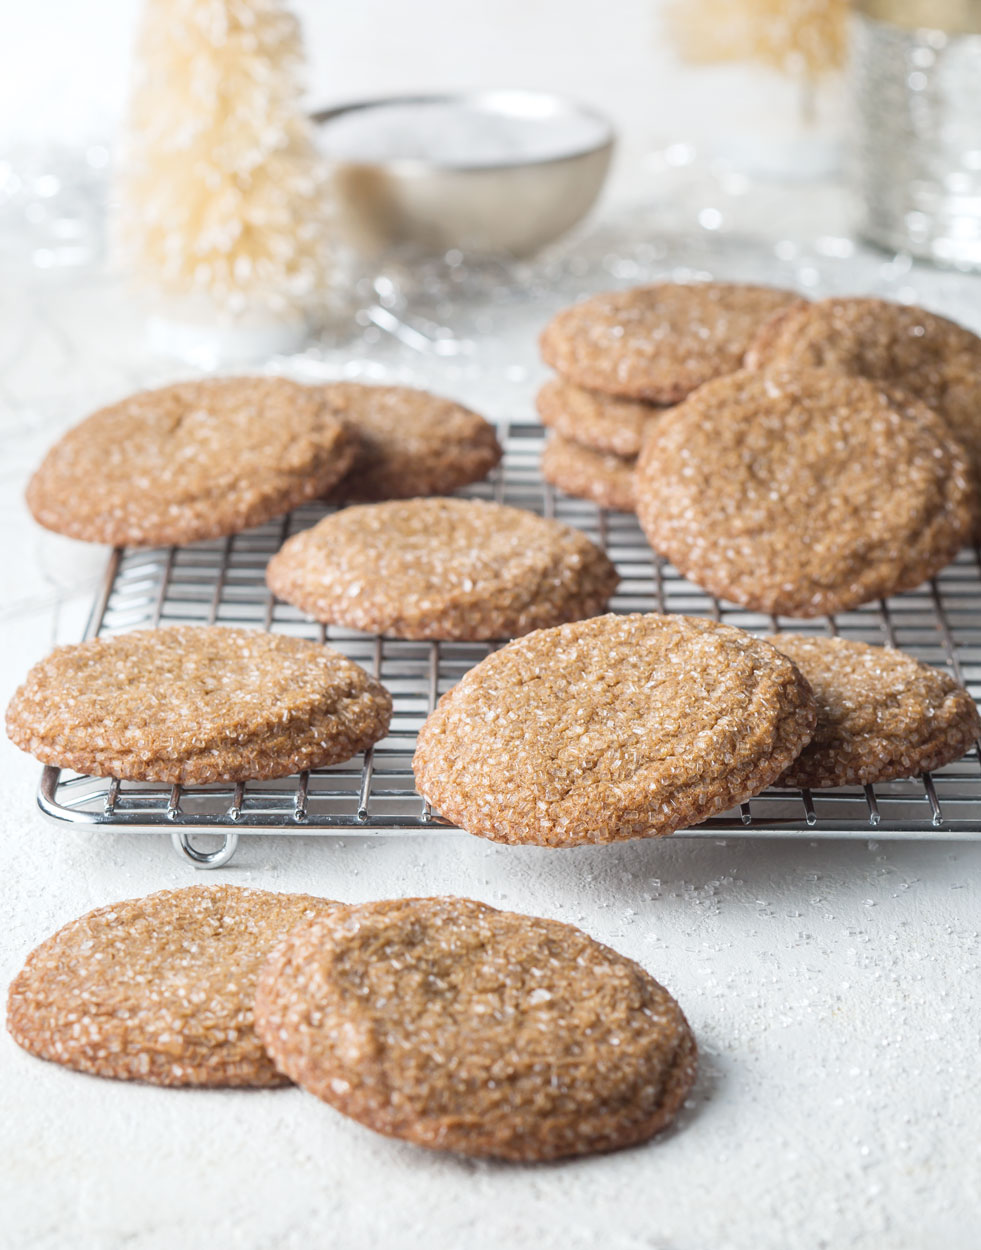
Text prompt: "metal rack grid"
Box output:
[[37, 421, 981, 865]]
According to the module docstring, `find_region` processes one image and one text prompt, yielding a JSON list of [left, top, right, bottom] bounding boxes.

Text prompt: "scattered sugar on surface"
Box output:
[[317, 100, 609, 168]]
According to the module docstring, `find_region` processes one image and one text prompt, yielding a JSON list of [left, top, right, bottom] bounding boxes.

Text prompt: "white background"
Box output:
[[0, 0, 817, 156], [2, 5, 979, 1250], [4, 0, 676, 142]]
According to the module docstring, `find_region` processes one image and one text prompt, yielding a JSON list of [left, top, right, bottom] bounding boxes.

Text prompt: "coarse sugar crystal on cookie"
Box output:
[[7, 886, 336, 1087], [266, 497, 618, 640], [539, 281, 802, 402], [26, 377, 356, 547], [254, 896, 698, 1161], [535, 376, 668, 457], [320, 382, 502, 501], [541, 434, 636, 512], [744, 296, 981, 511], [5, 625, 392, 783], [412, 612, 816, 846], [768, 634, 981, 789], [634, 368, 976, 617]]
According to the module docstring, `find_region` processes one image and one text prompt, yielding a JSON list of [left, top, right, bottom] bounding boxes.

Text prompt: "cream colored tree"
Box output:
[[665, 0, 848, 115], [117, 0, 329, 348], [663, 0, 848, 178]]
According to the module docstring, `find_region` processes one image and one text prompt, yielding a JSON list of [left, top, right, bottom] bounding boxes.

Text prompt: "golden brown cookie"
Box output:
[[413, 612, 816, 846], [744, 296, 981, 501], [539, 282, 802, 402], [635, 369, 976, 617], [542, 435, 636, 512], [26, 377, 356, 547], [7, 886, 334, 1087], [535, 376, 667, 457], [5, 625, 392, 783], [254, 896, 697, 1161], [267, 498, 618, 641], [321, 382, 502, 501], [769, 634, 980, 788]]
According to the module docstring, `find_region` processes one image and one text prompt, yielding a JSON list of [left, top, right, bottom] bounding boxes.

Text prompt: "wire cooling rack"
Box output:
[[37, 421, 981, 865]]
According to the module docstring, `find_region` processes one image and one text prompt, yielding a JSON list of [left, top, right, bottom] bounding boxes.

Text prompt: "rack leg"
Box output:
[[170, 830, 239, 868]]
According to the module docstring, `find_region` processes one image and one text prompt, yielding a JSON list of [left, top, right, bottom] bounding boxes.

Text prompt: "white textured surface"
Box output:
[[2, 166, 981, 1249]]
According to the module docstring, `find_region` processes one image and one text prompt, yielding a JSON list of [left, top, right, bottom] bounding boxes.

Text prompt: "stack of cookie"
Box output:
[[540, 284, 981, 618], [633, 294, 981, 615], [537, 282, 802, 511], [8, 886, 697, 1162]]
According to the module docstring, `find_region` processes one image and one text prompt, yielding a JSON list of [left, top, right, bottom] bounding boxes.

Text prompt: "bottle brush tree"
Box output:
[[117, 0, 330, 321]]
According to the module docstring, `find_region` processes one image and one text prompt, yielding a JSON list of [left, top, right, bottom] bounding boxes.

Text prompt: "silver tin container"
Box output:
[[852, 0, 981, 269]]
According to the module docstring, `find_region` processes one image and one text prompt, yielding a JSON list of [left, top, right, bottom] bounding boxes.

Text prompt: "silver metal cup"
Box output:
[[852, 0, 981, 269], [313, 91, 615, 259]]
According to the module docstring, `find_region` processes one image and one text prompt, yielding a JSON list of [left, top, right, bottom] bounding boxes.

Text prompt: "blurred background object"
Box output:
[[4, 0, 981, 349], [315, 92, 614, 258], [663, 0, 848, 178], [116, 0, 331, 361], [852, 0, 981, 271], [4, 0, 981, 612], [0, 1, 848, 189]]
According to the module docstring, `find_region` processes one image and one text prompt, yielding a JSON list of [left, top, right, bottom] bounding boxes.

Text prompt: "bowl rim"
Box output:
[[310, 88, 616, 174]]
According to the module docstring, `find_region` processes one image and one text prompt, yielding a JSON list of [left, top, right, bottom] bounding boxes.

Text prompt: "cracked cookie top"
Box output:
[[254, 895, 697, 1161], [539, 281, 802, 402], [267, 497, 618, 640], [5, 625, 392, 784], [7, 885, 335, 1087], [27, 376, 355, 546], [745, 296, 981, 514], [635, 368, 976, 616], [321, 382, 502, 502], [770, 634, 980, 789], [412, 612, 816, 845]]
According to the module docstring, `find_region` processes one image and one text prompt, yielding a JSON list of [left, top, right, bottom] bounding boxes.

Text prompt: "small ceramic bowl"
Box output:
[[313, 90, 615, 258]]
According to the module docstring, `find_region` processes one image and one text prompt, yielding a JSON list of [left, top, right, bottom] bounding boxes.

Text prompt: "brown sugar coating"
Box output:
[[26, 377, 356, 547], [5, 625, 392, 783], [412, 612, 816, 846], [321, 382, 502, 501], [266, 498, 618, 641], [542, 435, 636, 512], [7, 886, 335, 1087], [769, 634, 980, 788], [535, 376, 667, 457], [539, 282, 802, 402], [254, 896, 698, 1161], [635, 369, 976, 617], [744, 296, 981, 501]]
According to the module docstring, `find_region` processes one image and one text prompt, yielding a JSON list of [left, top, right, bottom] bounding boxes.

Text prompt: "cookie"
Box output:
[[744, 296, 981, 501], [7, 886, 334, 1087], [635, 369, 976, 617], [26, 377, 356, 547], [413, 612, 816, 846], [542, 435, 636, 512], [535, 376, 667, 457], [769, 634, 980, 788], [254, 896, 697, 1161], [539, 281, 802, 402], [267, 498, 618, 641], [5, 625, 392, 783], [321, 382, 502, 501]]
